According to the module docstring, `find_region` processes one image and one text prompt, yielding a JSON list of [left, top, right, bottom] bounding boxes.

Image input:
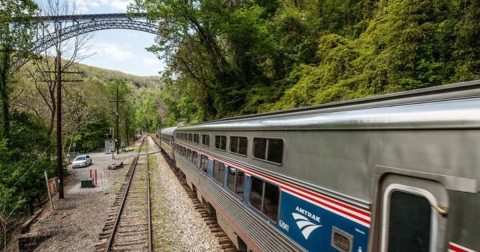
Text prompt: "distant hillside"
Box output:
[[70, 62, 161, 89]]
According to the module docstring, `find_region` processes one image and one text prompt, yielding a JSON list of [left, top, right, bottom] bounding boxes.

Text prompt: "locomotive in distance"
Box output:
[[158, 80, 480, 252]]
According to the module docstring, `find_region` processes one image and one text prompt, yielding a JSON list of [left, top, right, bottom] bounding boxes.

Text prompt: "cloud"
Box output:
[[71, 0, 132, 12], [109, 0, 132, 11], [84, 42, 134, 61], [141, 58, 160, 66], [73, 0, 100, 13], [103, 46, 134, 61]]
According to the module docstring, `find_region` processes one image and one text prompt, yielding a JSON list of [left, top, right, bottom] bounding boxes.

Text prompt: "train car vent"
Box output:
[[331, 226, 353, 252]]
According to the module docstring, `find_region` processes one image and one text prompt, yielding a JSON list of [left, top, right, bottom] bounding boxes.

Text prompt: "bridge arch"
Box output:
[[33, 13, 158, 55]]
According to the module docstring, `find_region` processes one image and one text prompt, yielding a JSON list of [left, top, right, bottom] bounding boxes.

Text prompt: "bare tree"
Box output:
[[22, 0, 95, 137]]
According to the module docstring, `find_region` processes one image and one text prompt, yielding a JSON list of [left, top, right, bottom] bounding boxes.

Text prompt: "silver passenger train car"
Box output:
[[160, 80, 480, 252], [159, 126, 176, 159]]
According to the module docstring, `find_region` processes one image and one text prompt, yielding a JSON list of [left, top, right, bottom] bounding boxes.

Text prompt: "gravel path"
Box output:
[[20, 137, 223, 252]]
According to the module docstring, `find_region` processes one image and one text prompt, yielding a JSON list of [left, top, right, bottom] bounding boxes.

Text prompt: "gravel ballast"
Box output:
[[21, 137, 223, 252]]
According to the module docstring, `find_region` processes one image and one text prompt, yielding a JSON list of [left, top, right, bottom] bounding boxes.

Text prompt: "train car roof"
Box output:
[[178, 80, 480, 131], [161, 126, 177, 136]]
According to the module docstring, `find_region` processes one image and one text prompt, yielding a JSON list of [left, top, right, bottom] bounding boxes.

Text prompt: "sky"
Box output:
[[35, 0, 166, 77]]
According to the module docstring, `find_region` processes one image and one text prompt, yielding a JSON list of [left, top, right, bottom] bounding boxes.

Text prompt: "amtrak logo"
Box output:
[[292, 207, 322, 240]]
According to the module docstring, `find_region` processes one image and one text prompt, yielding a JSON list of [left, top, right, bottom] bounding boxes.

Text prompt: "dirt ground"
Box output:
[[19, 141, 142, 252], [13, 137, 222, 252]]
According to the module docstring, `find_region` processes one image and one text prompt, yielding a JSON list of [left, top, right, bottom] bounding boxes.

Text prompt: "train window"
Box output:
[[215, 135, 226, 151], [212, 160, 225, 186], [230, 136, 247, 156], [253, 138, 266, 159], [227, 167, 245, 199], [202, 134, 210, 147], [239, 138, 247, 155], [187, 149, 192, 161], [264, 181, 280, 221], [188, 133, 193, 142], [250, 177, 263, 211], [194, 134, 199, 144], [192, 151, 198, 165], [249, 177, 279, 222], [388, 191, 431, 252], [236, 171, 245, 198], [379, 175, 450, 252], [267, 139, 283, 163], [227, 168, 236, 193], [253, 138, 284, 165], [230, 137, 238, 153], [200, 155, 208, 174]]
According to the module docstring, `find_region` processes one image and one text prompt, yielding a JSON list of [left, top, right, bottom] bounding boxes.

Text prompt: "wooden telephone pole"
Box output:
[[40, 50, 83, 199], [109, 82, 124, 155], [55, 50, 63, 199]]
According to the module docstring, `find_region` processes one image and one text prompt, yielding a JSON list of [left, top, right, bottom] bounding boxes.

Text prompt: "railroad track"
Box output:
[[95, 136, 152, 252], [149, 134, 241, 252]]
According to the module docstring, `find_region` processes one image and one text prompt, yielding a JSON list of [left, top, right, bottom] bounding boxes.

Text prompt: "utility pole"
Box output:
[[124, 104, 130, 146], [109, 82, 124, 155], [55, 49, 63, 199], [125, 114, 129, 146], [40, 52, 83, 199]]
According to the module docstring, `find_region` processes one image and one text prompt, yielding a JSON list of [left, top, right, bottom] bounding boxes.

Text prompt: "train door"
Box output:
[[378, 174, 448, 252]]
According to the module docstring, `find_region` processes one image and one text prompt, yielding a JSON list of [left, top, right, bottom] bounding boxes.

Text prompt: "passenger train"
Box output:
[[158, 80, 480, 252]]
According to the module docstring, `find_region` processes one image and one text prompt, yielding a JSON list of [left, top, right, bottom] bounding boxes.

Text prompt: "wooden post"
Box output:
[[44, 171, 54, 210]]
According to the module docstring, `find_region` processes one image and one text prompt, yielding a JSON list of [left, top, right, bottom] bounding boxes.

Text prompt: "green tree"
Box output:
[[0, 0, 38, 139]]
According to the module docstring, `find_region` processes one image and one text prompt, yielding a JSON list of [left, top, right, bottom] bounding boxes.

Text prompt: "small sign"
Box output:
[[73, 142, 76, 147]]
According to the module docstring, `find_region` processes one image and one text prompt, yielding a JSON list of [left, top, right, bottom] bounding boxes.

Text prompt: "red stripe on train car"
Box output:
[[175, 142, 371, 225], [449, 242, 476, 252]]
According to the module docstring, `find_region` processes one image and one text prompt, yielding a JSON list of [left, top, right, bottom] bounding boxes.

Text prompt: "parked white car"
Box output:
[[72, 155, 92, 168]]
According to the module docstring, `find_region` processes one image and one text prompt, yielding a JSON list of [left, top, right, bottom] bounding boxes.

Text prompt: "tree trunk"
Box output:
[[0, 50, 11, 140]]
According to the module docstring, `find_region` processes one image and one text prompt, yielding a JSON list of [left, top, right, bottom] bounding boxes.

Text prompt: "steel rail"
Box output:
[[104, 137, 145, 252], [147, 138, 153, 252]]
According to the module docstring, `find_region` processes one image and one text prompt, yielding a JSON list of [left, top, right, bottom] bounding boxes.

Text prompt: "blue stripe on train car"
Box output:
[[277, 192, 369, 252]]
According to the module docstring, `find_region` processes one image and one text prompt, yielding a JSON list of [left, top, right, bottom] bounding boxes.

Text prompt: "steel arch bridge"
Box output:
[[33, 13, 158, 55]]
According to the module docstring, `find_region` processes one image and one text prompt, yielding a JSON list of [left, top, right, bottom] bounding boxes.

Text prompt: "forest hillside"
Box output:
[[130, 0, 480, 124]]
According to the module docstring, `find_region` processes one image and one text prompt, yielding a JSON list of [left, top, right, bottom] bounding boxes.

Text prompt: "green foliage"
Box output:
[[0, 112, 55, 224], [0, 0, 38, 139], [134, 87, 163, 132], [134, 0, 480, 122]]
